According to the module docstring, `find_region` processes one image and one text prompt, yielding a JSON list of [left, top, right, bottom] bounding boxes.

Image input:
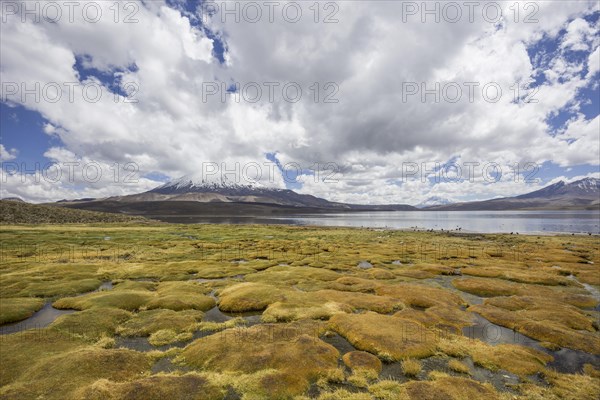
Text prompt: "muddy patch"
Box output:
[[203, 305, 262, 326], [321, 332, 357, 356], [151, 357, 190, 374]]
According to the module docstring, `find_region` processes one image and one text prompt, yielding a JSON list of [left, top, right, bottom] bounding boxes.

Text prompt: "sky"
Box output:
[[1, 0, 599, 205]]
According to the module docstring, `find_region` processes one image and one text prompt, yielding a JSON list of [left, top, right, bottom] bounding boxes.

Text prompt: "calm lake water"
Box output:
[[158, 210, 600, 234]]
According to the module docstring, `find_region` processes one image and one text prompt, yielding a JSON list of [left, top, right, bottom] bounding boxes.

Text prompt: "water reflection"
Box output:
[[151, 210, 600, 234]]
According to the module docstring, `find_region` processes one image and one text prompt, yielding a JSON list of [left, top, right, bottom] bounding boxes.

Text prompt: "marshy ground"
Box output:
[[0, 224, 599, 399]]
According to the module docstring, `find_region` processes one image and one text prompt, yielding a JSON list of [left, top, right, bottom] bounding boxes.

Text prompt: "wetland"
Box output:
[[0, 224, 599, 399]]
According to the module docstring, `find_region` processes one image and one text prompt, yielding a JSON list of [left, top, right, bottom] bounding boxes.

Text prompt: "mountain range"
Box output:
[[42, 176, 600, 218], [427, 177, 599, 211]]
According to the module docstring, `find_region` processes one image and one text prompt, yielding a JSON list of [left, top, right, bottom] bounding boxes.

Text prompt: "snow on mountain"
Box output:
[[573, 177, 600, 193], [517, 178, 599, 200], [155, 172, 265, 192]]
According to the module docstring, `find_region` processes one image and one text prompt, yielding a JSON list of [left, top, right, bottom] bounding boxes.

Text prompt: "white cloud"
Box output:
[[0, 145, 18, 161], [1, 0, 599, 203]]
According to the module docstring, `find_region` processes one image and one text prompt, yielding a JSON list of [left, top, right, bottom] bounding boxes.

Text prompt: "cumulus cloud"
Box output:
[[0, 145, 18, 161], [0, 0, 599, 203]]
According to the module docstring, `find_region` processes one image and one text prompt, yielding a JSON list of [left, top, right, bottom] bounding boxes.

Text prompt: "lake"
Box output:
[[155, 210, 600, 234]]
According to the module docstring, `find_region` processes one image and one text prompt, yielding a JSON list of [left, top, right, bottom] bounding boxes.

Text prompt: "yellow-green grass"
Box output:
[[342, 351, 383, 374], [329, 312, 438, 361], [460, 265, 576, 286], [147, 329, 194, 346], [326, 276, 383, 293], [0, 329, 87, 387], [176, 324, 339, 397], [79, 373, 224, 400], [49, 307, 132, 340], [0, 347, 152, 399], [452, 277, 598, 308], [0, 297, 45, 324], [401, 359, 422, 377], [402, 375, 499, 400], [0, 224, 598, 399], [258, 288, 404, 322], [116, 309, 203, 338], [447, 359, 471, 374], [217, 282, 289, 312], [436, 334, 552, 376], [516, 369, 600, 400], [469, 300, 600, 354], [53, 290, 155, 311], [262, 298, 352, 322], [244, 265, 341, 285], [0, 264, 103, 298], [147, 294, 216, 311]]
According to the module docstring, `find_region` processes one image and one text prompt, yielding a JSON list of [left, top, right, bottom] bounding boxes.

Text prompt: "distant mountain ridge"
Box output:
[[53, 177, 599, 218], [426, 178, 600, 211], [58, 174, 415, 217], [415, 196, 453, 209]]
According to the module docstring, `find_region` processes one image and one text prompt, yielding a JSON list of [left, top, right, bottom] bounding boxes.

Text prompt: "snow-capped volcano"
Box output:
[[112, 172, 342, 208], [95, 173, 416, 211], [153, 173, 266, 195]]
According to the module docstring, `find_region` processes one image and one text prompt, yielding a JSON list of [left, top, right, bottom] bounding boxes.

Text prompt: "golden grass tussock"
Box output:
[[469, 300, 600, 354], [245, 265, 341, 285], [176, 324, 339, 397], [111, 279, 158, 291], [217, 282, 289, 312], [147, 329, 193, 346], [0, 347, 152, 399], [326, 276, 383, 293], [262, 299, 352, 322], [194, 263, 257, 279], [436, 334, 552, 376], [53, 290, 155, 311], [447, 359, 471, 374], [452, 277, 520, 297], [316, 289, 404, 314], [402, 375, 499, 400], [0, 329, 88, 387], [146, 280, 215, 311], [116, 309, 203, 338], [453, 277, 598, 308], [460, 266, 575, 286], [342, 351, 383, 374], [517, 369, 600, 400], [329, 312, 439, 361], [50, 307, 132, 340], [78, 373, 224, 400], [2, 269, 102, 298], [0, 297, 45, 324], [375, 283, 466, 309], [401, 359, 422, 377]]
